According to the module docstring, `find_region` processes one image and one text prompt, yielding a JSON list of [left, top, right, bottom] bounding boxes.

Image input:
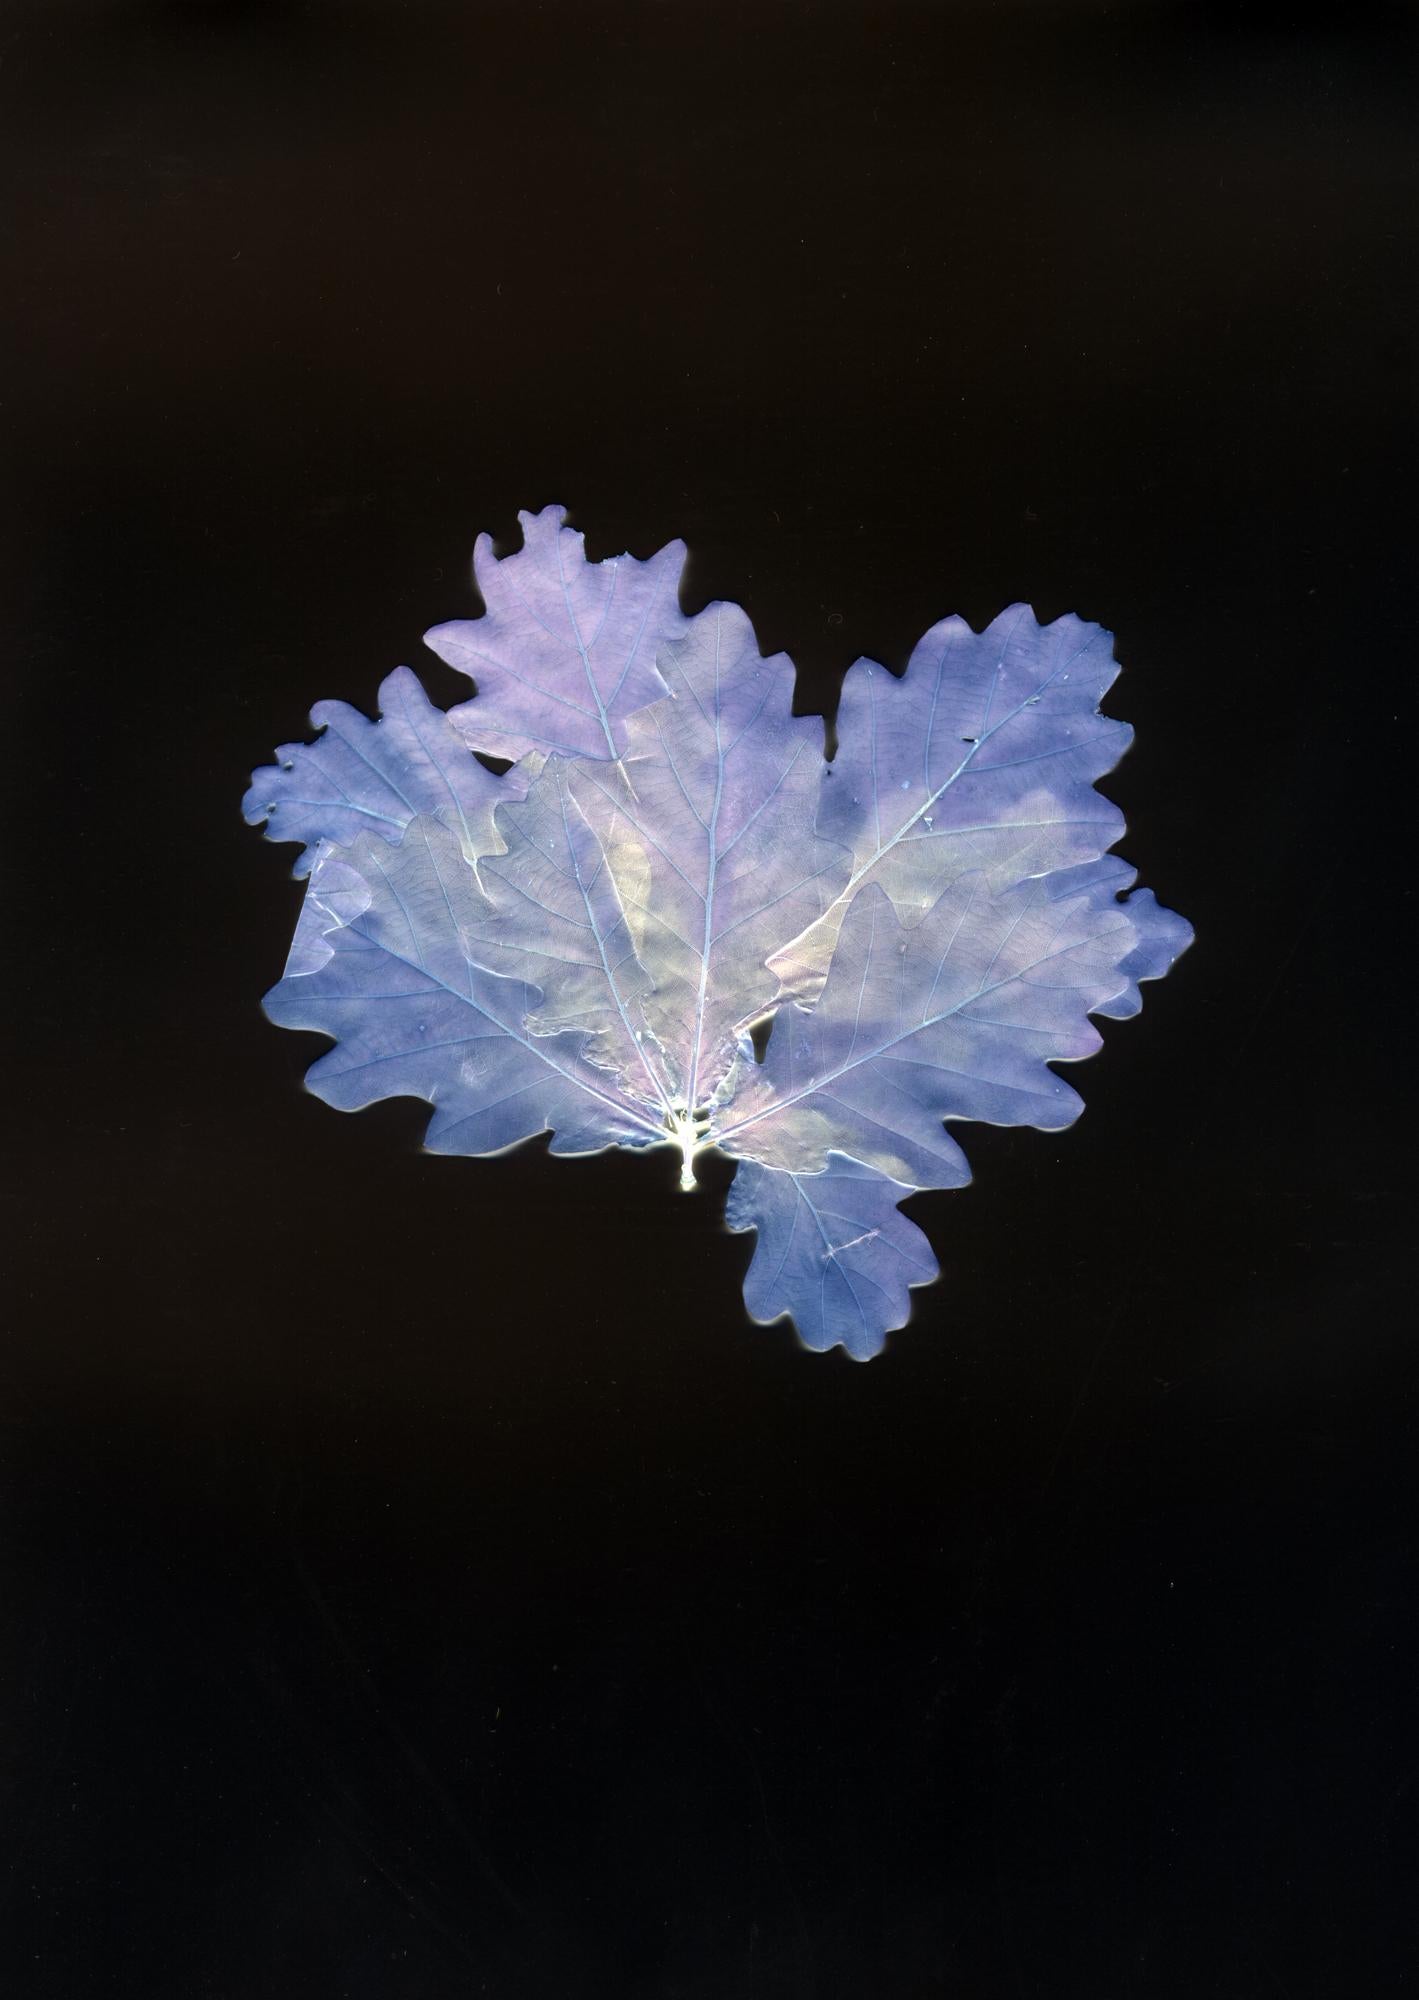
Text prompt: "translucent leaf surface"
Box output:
[[562, 604, 850, 1106], [726, 1157, 938, 1360], [768, 607, 1132, 999], [247, 511, 1192, 1359], [264, 818, 664, 1160], [424, 504, 688, 763], [720, 857, 1193, 1189], [455, 757, 670, 1108], [242, 665, 507, 878]]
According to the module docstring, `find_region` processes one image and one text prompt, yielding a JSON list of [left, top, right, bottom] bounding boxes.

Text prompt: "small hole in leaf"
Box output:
[[747, 1014, 775, 1063]]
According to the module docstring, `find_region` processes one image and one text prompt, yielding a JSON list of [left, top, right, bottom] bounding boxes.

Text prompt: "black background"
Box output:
[[4, 3, 1415, 1995]]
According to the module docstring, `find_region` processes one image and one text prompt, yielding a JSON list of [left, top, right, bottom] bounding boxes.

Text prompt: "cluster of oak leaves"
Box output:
[[245, 507, 1191, 1358]]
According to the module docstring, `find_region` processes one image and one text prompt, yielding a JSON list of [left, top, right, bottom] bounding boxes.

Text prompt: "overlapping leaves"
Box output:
[[246, 506, 1191, 1358]]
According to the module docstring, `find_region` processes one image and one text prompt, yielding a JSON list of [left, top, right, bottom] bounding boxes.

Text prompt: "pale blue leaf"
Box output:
[[769, 607, 1133, 999], [719, 858, 1193, 1189], [455, 756, 673, 1109], [424, 504, 688, 763], [726, 1156, 939, 1361], [1045, 856, 1196, 1019], [562, 603, 850, 1115], [243, 665, 508, 879], [264, 817, 667, 1158], [247, 509, 1193, 1359]]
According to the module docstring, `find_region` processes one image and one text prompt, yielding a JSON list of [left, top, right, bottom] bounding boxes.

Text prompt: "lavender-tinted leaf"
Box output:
[[566, 603, 850, 1106], [726, 1156, 939, 1360], [243, 665, 507, 879], [721, 859, 1193, 1189], [424, 504, 688, 763], [264, 818, 666, 1157], [246, 510, 1194, 1360], [769, 607, 1132, 998], [457, 758, 672, 1106]]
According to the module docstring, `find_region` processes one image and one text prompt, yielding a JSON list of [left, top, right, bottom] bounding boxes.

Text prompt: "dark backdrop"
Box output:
[[4, 3, 1414, 1995]]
